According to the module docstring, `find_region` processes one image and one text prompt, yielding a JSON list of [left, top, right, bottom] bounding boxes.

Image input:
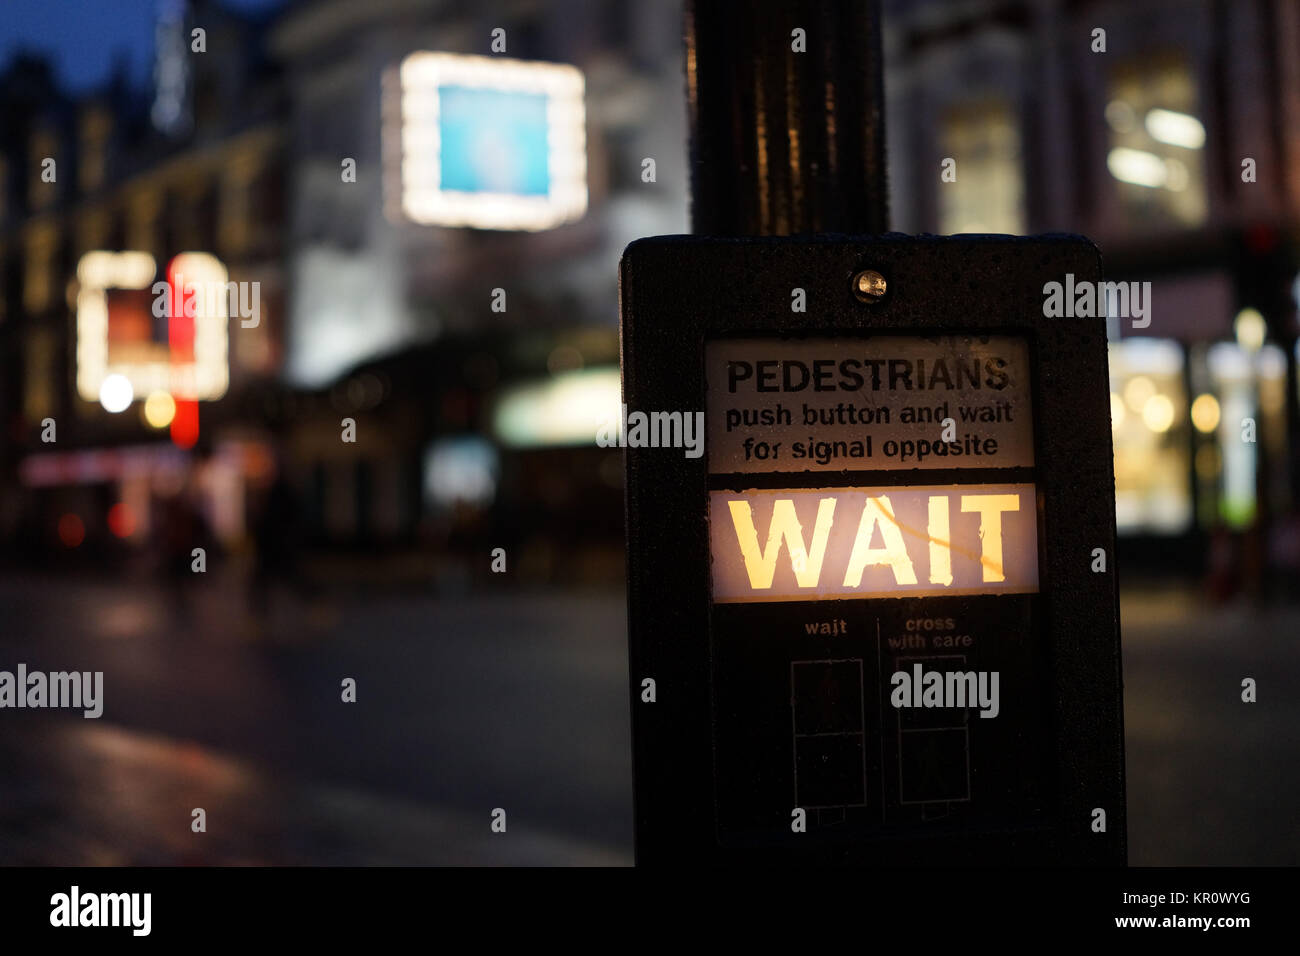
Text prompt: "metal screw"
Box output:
[[853, 269, 887, 302]]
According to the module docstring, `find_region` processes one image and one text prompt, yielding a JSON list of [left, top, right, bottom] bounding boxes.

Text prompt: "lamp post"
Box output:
[[683, 0, 889, 237]]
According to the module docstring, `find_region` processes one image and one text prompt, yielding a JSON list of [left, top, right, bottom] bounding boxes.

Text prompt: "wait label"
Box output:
[[709, 484, 1039, 603]]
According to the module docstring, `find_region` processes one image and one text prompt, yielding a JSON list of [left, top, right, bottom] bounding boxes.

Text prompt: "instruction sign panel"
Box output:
[[706, 335, 1034, 473]]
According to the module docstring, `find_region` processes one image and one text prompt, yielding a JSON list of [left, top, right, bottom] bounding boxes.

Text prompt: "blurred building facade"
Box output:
[[0, 0, 688, 585], [0, 0, 286, 563], [884, 0, 1300, 583], [267, 0, 686, 582]]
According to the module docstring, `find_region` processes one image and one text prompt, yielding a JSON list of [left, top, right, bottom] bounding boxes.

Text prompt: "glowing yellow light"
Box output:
[[1144, 109, 1205, 150], [1234, 308, 1266, 353], [1108, 147, 1167, 188], [1109, 392, 1126, 430], [1190, 393, 1220, 433], [1124, 375, 1156, 411], [709, 484, 1039, 603], [1142, 394, 1176, 432], [76, 250, 156, 289], [143, 390, 176, 428]]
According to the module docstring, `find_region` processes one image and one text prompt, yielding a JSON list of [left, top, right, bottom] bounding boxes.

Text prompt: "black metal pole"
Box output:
[[684, 0, 889, 236]]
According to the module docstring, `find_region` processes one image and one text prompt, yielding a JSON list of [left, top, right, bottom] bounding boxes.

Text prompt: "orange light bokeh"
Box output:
[[57, 513, 85, 548], [107, 503, 135, 538]]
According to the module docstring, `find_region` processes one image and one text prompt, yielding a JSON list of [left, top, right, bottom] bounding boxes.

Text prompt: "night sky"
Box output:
[[0, 0, 285, 93]]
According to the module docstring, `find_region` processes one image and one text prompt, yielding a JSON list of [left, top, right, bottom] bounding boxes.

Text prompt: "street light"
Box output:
[[99, 374, 134, 413], [1234, 308, 1267, 354]]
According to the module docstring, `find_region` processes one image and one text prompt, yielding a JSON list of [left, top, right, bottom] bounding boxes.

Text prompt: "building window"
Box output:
[[76, 208, 111, 255], [220, 154, 258, 257], [22, 223, 58, 315], [1105, 54, 1207, 229], [1109, 338, 1192, 534], [79, 108, 111, 194], [128, 188, 162, 256], [24, 329, 58, 422], [28, 128, 59, 211], [938, 99, 1024, 235]]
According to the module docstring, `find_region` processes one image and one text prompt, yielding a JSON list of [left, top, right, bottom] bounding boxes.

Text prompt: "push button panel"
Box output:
[[706, 332, 1053, 845]]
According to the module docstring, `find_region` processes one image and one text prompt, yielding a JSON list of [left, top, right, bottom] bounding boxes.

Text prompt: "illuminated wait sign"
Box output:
[[709, 484, 1039, 602]]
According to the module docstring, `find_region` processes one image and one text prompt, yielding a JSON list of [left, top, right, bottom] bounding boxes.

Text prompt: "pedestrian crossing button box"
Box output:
[[621, 234, 1126, 866]]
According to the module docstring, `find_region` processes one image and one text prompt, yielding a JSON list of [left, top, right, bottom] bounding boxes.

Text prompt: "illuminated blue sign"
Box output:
[[438, 86, 550, 196], [387, 53, 587, 231]]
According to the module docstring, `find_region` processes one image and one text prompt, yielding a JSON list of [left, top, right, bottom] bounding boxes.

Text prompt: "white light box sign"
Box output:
[[386, 52, 587, 231]]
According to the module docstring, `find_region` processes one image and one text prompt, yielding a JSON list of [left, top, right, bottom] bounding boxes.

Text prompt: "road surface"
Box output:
[[0, 572, 1295, 864]]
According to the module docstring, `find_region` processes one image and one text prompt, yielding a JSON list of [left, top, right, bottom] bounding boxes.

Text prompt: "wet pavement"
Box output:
[[0, 573, 633, 865], [1120, 586, 1300, 865], [0, 722, 624, 865], [0, 571, 1296, 865]]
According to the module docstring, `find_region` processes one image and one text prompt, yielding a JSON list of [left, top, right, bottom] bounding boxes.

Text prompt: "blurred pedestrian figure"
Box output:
[[156, 467, 214, 619], [1266, 511, 1300, 603], [249, 452, 303, 619], [1205, 521, 1238, 604]]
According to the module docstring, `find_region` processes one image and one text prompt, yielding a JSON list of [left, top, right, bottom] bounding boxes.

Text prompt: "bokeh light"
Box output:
[[143, 390, 177, 429], [57, 513, 85, 548], [107, 503, 135, 538], [1142, 394, 1176, 432], [1191, 393, 1221, 433], [98, 373, 134, 413]]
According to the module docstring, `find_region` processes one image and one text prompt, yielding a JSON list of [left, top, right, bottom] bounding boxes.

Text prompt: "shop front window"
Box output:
[[1109, 338, 1192, 533], [1196, 338, 1289, 530], [1256, 344, 1289, 518], [1205, 343, 1257, 528]]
